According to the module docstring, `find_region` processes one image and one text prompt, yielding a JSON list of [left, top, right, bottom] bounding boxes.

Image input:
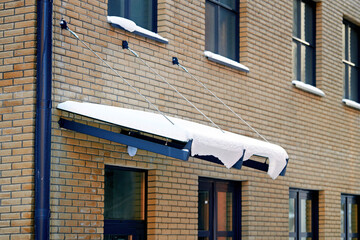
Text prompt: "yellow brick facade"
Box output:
[[1, 0, 360, 239]]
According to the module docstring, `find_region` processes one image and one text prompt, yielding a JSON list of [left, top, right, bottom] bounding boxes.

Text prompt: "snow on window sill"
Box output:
[[107, 16, 169, 44], [342, 99, 360, 111], [204, 51, 249, 73], [291, 80, 325, 97]]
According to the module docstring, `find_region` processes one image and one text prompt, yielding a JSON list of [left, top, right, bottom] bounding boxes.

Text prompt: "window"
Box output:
[[108, 0, 157, 32], [198, 178, 241, 240], [289, 189, 318, 240], [205, 0, 239, 61], [292, 0, 316, 86], [341, 195, 360, 239], [104, 165, 147, 240], [343, 20, 360, 103]]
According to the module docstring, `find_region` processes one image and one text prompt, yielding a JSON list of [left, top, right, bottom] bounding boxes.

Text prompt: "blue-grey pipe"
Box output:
[[35, 0, 53, 239]]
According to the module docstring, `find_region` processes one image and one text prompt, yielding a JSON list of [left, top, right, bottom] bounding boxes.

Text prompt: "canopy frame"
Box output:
[[58, 117, 288, 176]]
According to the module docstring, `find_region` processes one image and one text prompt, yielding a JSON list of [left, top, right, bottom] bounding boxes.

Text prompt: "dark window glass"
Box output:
[[343, 20, 360, 102], [108, 0, 157, 32], [205, 0, 239, 61], [198, 178, 241, 240], [341, 195, 360, 239], [104, 166, 146, 240], [289, 189, 318, 239], [292, 0, 316, 86]]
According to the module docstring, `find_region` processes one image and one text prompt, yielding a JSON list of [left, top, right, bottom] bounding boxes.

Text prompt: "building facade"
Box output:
[[1, 0, 360, 239]]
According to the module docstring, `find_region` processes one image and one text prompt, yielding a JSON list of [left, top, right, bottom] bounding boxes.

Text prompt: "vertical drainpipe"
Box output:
[[35, 0, 53, 239]]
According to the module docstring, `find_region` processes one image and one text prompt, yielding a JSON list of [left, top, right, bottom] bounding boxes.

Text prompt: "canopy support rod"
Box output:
[[59, 19, 174, 125], [122, 41, 224, 133], [172, 57, 268, 142]]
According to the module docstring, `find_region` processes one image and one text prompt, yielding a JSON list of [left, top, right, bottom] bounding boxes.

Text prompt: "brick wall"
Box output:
[[1, 0, 360, 239], [51, 0, 360, 239], [0, 0, 37, 239]]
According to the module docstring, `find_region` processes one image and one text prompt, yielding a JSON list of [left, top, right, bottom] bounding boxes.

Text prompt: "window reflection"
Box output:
[[217, 192, 233, 232], [341, 202, 345, 234], [300, 199, 312, 233], [289, 198, 295, 232], [349, 203, 358, 234], [199, 191, 210, 231], [105, 169, 145, 221]]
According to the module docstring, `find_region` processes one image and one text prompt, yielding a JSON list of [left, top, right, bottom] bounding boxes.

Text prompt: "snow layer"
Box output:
[[342, 98, 360, 111], [58, 101, 288, 179], [292, 80, 325, 97], [57, 101, 190, 142], [107, 16, 168, 43], [107, 16, 137, 32], [204, 51, 250, 72], [133, 26, 169, 43]]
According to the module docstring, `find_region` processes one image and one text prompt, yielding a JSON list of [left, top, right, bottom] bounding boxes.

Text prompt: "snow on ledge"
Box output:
[[107, 16, 169, 44], [57, 101, 288, 179], [342, 99, 360, 111], [292, 80, 325, 97], [204, 51, 249, 73]]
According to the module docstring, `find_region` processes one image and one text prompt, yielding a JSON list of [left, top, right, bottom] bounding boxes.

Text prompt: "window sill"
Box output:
[[342, 99, 360, 111], [204, 51, 249, 73], [107, 16, 169, 44], [291, 80, 325, 97]]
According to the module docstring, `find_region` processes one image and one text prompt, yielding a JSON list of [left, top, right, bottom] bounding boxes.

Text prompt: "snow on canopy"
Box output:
[[57, 101, 288, 179]]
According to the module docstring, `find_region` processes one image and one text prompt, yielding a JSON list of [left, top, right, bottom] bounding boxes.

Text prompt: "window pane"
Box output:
[[218, 237, 233, 240], [301, 44, 306, 82], [205, 1, 217, 53], [219, 9, 237, 60], [293, 0, 300, 37], [300, 1, 305, 40], [350, 26, 359, 66], [289, 198, 295, 232], [108, 0, 125, 17], [344, 23, 349, 61], [217, 191, 233, 232], [349, 203, 358, 234], [344, 64, 350, 99], [105, 169, 145, 220], [198, 238, 209, 240], [303, 0, 315, 45], [349, 67, 359, 102], [341, 201, 345, 234], [130, 0, 153, 31], [220, 0, 237, 10], [198, 190, 210, 231], [292, 41, 300, 80], [304, 46, 315, 86], [300, 199, 312, 233], [104, 235, 133, 240]]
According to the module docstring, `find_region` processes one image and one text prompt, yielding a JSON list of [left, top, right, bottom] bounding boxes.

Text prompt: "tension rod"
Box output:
[[172, 57, 268, 142], [59, 19, 174, 125]]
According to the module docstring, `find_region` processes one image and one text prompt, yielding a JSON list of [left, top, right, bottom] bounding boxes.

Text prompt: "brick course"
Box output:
[[0, 0, 36, 239], [1, 0, 360, 239]]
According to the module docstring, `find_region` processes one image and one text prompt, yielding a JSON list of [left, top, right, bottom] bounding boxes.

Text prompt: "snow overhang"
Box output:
[[57, 101, 289, 179], [107, 16, 169, 44]]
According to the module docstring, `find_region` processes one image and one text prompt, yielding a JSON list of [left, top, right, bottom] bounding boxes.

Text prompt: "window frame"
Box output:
[[343, 19, 360, 103], [289, 188, 319, 240], [205, 0, 240, 62], [292, 0, 316, 86], [198, 177, 241, 240], [341, 194, 360, 239], [104, 165, 147, 240], [108, 0, 158, 32]]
